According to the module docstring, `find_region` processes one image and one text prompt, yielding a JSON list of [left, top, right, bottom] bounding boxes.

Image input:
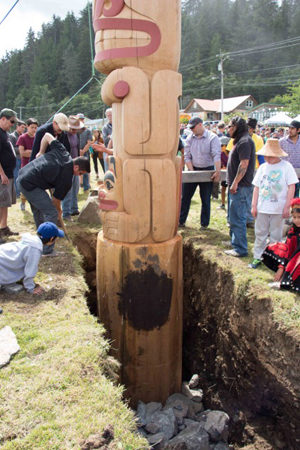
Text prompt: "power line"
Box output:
[[227, 63, 300, 76], [179, 35, 300, 72], [0, 0, 20, 26]]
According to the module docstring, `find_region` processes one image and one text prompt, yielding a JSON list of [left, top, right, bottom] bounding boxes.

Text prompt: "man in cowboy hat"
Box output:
[[249, 139, 298, 269], [61, 116, 84, 220], [30, 112, 71, 161], [279, 119, 300, 196]]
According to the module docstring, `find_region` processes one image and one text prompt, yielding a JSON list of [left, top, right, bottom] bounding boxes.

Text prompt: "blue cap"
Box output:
[[37, 222, 64, 239]]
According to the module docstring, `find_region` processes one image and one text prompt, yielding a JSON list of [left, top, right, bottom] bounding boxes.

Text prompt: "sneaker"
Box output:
[[20, 203, 25, 211], [248, 259, 261, 269], [201, 225, 209, 229], [178, 223, 186, 228], [71, 211, 80, 216], [224, 249, 247, 257], [268, 281, 281, 290], [63, 216, 73, 222], [0, 227, 19, 236], [217, 204, 226, 210], [1, 283, 23, 294]]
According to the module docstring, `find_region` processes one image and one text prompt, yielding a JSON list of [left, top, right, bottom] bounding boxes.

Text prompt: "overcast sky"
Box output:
[[0, 0, 86, 59]]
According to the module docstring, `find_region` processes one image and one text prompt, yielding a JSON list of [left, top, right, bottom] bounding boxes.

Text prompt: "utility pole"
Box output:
[[217, 53, 229, 121], [17, 106, 25, 120]]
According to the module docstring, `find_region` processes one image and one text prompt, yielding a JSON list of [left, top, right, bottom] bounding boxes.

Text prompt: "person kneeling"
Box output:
[[0, 222, 64, 294]]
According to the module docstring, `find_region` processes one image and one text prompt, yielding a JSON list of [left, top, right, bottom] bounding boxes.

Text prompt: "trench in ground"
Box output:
[[74, 232, 300, 450]]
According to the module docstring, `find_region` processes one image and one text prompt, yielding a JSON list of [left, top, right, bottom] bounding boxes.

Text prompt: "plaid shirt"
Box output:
[[280, 135, 300, 168]]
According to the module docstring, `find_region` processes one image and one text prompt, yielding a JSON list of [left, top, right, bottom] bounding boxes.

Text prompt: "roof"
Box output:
[[184, 95, 256, 114]]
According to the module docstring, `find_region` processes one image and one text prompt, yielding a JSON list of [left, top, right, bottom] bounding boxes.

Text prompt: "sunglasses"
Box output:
[[4, 116, 15, 124]]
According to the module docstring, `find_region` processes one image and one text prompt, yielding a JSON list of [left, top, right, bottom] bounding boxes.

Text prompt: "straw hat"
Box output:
[[256, 138, 288, 157], [68, 115, 84, 130]]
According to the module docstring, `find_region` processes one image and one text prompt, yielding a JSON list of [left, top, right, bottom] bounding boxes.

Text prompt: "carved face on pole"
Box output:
[[98, 156, 124, 211], [93, 0, 181, 76]]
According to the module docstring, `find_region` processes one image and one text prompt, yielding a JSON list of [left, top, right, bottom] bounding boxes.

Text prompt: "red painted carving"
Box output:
[[94, 0, 125, 19], [113, 81, 130, 98], [93, 18, 161, 61]]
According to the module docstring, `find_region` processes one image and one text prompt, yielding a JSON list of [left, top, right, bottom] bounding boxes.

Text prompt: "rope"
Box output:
[[0, 0, 20, 26]]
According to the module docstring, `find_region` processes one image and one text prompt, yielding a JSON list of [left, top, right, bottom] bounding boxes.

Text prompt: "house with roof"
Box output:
[[247, 103, 288, 123], [184, 95, 258, 121]]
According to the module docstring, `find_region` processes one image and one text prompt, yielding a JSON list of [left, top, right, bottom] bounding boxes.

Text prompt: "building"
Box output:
[[247, 103, 288, 123], [184, 95, 257, 121]]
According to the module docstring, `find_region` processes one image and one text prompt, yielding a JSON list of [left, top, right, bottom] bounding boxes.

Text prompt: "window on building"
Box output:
[[246, 100, 253, 108]]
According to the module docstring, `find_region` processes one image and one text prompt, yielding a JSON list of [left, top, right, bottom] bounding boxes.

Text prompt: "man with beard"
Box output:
[[225, 117, 255, 257]]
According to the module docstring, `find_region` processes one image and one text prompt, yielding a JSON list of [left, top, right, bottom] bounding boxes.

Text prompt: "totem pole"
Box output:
[[93, 0, 182, 406]]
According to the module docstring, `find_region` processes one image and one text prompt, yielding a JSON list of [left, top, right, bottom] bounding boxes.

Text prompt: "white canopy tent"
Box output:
[[292, 114, 300, 122], [264, 112, 292, 126]]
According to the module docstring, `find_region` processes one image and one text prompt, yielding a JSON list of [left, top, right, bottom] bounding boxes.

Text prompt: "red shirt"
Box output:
[[16, 133, 35, 167]]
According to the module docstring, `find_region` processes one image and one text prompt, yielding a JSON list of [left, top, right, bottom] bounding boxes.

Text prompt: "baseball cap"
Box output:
[[53, 113, 69, 131], [77, 113, 85, 119], [37, 222, 65, 239], [220, 136, 230, 146], [188, 117, 203, 128], [0, 108, 18, 120], [289, 120, 300, 130]]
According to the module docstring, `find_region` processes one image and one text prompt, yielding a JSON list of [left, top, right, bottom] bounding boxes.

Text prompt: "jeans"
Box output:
[[246, 185, 254, 224], [179, 166, 214, 227], [103, 152, 108, 172], [62, 175, 79, 218], [18, 181, 57, 254], [14, 159, 21, 197], [92, 153, 99, 175], [83, 152, 91, 191], [295, 180, 300, 198], [228, 186, 251, 256]]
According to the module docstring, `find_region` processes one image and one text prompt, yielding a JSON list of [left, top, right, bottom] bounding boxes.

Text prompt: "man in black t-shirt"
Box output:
[[18, 134, 90, 254], [0, 108, 19, 243], [225, 117, 255, 258]]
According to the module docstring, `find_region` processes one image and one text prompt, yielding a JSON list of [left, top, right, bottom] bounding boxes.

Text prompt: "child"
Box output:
[[248, 139, 298, 269], [0, 222, 64, 294], [217, 136, 230, 210], [262, 198, 300, 291]]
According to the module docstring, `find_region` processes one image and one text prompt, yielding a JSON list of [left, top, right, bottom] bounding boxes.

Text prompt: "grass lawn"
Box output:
[[0, 169, 148, 450]]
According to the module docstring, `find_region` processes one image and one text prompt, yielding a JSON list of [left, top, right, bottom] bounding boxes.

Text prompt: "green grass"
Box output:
[[179, 192, 300, 333], [0, 170, 148, 450]]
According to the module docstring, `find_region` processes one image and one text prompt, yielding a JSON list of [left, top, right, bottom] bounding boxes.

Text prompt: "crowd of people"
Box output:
[[0, 108, 109, 295], [179, 115, 300, 291], [1, 105, 300, 294]]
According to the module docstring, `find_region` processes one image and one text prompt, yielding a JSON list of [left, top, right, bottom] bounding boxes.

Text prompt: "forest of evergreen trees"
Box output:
[[0, 0, 300, 124]]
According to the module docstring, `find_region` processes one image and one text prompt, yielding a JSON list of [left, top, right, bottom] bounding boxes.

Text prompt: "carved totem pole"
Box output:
[[93, 0, 182, 406]]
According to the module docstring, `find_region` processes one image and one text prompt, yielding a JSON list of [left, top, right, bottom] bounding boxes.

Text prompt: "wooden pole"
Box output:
[[93, 0, 182, 407]]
